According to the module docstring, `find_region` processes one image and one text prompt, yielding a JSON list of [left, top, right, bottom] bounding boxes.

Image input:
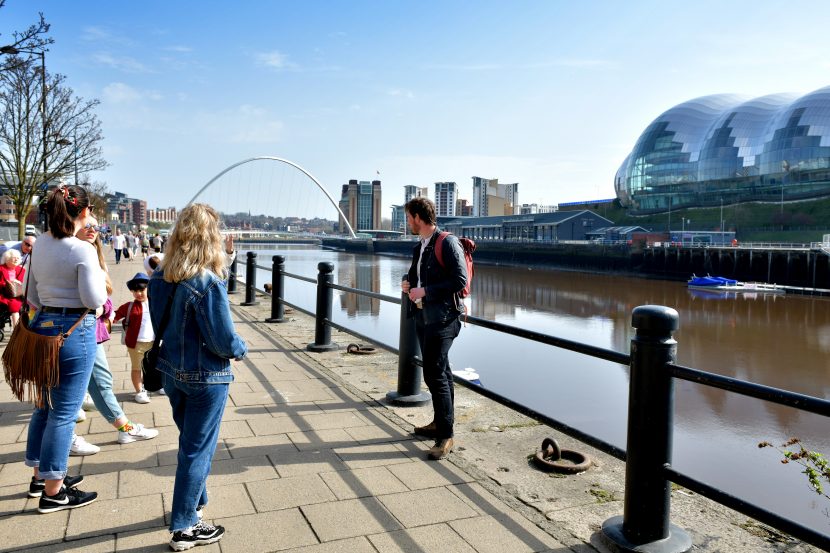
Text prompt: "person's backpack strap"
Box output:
[[434, 231, 450, 269]]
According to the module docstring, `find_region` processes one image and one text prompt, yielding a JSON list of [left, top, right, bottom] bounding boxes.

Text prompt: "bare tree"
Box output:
[[0, 57, 107, 238], [85, 179, 110, 216], [0, 2, 53, 56]]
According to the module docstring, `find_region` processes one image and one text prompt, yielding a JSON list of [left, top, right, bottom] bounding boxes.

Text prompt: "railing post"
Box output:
[[265, 255, 286, 323], [307, 262, 339, 352], [601, 305, 691, 553], [241, 251, 259, 306], [227, 252, 238, 294], [386, 291, 431, 406]]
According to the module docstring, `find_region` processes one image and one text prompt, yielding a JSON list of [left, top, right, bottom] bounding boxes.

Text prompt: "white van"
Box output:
[[25, 224, 37, 235]]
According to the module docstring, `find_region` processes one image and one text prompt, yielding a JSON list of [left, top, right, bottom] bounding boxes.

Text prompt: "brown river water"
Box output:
[[243, 244, 830, 534]]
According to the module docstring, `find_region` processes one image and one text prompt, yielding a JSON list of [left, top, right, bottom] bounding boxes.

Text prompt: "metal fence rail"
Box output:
[[237, 253, 830, 552]]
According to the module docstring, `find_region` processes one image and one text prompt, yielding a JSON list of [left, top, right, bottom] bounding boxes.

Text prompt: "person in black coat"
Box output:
[[401, 197, 467, 460]]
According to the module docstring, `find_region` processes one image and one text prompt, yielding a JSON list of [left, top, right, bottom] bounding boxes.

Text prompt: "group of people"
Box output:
[[12, 192, 467, 551], [109, 228, 166, 265], [18, 185, 246, 551]]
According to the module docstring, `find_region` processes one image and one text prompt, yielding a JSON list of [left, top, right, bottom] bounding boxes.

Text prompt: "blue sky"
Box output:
[[3, 1, 830, 220]]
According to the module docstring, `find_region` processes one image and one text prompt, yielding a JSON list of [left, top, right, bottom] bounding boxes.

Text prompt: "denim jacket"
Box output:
[[405, 229, 468, 326], [148, 269, 247, 384]]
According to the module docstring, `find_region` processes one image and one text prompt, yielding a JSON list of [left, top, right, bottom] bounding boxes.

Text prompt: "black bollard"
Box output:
[[265, 255, 286, 323], [386, 289, 430, 405], [601, 305, 691, 553], [227, 252, 239, 294], [241, 251, 259, 306], [307, 262, 339, 352]]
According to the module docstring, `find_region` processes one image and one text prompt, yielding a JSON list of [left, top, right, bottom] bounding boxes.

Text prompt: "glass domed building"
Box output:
[[615, 86, 830, 212]]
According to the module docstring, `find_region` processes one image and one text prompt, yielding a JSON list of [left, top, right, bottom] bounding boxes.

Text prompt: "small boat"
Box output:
[[687, 274, 785, 295]]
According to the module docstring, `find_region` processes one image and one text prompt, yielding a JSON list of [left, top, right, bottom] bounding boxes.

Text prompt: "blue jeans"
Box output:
[[114, 248, 122, 264], [25, 312, 97, 480], [164, 373, 229, 532], [86, 344, 125, 424]]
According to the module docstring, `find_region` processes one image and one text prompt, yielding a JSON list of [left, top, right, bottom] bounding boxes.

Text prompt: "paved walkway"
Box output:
[[0, 250, 566, 552]]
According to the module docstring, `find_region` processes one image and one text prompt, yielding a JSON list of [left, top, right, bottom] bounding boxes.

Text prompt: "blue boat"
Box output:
[[687, 274, 784, 295]]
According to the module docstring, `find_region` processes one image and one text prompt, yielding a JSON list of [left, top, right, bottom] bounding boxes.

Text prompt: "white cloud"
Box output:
[[92, 52, 152, 73], [255, 50, 294, 70], [193, 105, 285, 144], [163, 45, 193, 53], [102, 82, 143, 104], [388, 89, 415, 100], [423, 59, 612, 71]]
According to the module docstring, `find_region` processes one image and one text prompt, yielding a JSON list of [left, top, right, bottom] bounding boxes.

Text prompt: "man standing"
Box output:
[[401, 197, 467, 460], [111, 229, 126, 264]]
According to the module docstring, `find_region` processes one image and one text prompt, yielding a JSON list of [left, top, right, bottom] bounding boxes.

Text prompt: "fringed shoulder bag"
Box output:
[[1, 252, 89, 408]]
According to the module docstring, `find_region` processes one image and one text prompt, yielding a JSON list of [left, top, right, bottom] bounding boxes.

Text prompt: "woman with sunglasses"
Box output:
[[23, 184, 107, 513]]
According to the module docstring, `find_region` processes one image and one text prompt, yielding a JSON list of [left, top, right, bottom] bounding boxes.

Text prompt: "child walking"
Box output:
[[114, 273, 155, 403]]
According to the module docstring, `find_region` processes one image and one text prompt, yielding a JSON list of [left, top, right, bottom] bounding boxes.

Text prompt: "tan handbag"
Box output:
[[1, 253, 89, 408]]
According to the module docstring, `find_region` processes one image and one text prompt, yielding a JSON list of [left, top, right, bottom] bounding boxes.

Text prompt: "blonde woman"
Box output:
[[148, 203, 246, 551]]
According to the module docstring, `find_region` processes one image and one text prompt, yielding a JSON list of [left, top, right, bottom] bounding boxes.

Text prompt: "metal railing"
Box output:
[[237, 253, 830, 552]]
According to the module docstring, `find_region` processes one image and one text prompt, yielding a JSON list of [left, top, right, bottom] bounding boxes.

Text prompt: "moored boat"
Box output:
[[687, 274, 785, 294]]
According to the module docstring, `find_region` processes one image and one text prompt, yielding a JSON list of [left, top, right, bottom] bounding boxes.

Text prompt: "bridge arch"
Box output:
[[185, 156, 356, 238]]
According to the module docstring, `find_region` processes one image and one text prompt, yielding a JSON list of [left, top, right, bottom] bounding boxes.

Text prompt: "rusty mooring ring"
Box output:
[[346, 343, 377, 355], [533, 437, 592, 474]]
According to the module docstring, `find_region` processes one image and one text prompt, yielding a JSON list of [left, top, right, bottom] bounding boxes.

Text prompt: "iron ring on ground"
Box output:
[[533, 437, 592, 474], [346, 343, 378, 355]]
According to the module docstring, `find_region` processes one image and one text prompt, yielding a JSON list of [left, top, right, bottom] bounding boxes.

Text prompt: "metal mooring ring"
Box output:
[[346, 343, 378, 355], [533, 437, 592, 474]]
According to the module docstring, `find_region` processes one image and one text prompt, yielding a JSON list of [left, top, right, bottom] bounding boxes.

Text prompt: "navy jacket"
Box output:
[[405, 229, 468, 326]]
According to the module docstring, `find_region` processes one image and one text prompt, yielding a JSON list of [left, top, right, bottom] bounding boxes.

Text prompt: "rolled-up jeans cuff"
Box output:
[[24, 458, 39, 469], [36, 469, 67, 480]]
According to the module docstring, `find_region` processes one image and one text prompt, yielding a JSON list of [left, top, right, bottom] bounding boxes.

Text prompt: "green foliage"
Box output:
[[759, 438, 830, 500]]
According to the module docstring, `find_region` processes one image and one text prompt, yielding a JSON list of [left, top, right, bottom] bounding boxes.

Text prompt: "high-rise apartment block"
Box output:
[[404, 185, 428, 203], [434, 182, 457, 217], [339, 179, 382, 232], [472, 176, 519, 216], [456, 198, 473, 216], [147, 206, 178, 223], [391, 205, 406, 234]]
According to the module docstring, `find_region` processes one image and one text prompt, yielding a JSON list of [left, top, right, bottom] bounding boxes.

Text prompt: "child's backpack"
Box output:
[[434, 232, 476, 298]]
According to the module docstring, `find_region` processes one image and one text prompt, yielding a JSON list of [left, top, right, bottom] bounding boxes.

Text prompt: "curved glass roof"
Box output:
[[617, 86, 830, 210]]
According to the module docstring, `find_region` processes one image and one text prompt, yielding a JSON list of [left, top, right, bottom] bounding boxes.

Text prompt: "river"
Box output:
[[238, 243, 830, 535]]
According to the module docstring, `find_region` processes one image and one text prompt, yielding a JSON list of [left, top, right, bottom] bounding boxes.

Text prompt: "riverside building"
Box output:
[[615, 86, 830, 213]]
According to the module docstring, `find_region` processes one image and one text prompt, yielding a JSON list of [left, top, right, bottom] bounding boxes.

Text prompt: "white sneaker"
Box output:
[[156, 388, 166, 396], [82, 393, 95, 411], [75, 408, 86, 423], [69, 434, 100, 456], [134, 390, 150, 404], [118, 423, 159, 444]]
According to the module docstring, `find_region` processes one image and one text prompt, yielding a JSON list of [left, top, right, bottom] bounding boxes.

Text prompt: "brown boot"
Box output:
[[428, 438, 454, 460], [413, 420, 437, 438]]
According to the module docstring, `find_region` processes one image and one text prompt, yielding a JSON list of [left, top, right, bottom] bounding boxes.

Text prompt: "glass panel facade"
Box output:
[[616, 87, 830, 212]]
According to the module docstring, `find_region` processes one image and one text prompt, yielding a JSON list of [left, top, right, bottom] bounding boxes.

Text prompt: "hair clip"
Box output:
[[60, 187, 69, 199], [67, 195, 77, 205]]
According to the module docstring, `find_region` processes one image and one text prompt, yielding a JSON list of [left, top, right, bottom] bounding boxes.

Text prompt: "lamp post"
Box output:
[[0, 45, 49, 233]]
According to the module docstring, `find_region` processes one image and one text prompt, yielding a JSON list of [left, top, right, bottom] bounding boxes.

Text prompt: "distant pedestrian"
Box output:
[[111, 229, 126, 264], [149, 203, 246, 550], [401, 197, 467, 460]]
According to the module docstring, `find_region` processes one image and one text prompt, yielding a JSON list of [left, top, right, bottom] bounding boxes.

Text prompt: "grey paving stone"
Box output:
[[119, 463, 176, 497], [0, 440, 26, 466], [230, 390, 289, 407], [157, 440, 231, 467], [218, 419, 254, 439], [302, 497, 402, 542], [201, 456, 279, 487], [216, 509, 318, 552], [76, 470, 119, 501], [66, 493, 164, 540], [319, 466, 409, 500], [0, 455, 81, 488], [26, 534, 115, 552], [288, 536, 377, 553], [271, 448, 348, 477], [288, 428, 355, 451], [76, 444, 159, 476], [246, 473, 336, 511], [163, 482, 256, 524], [224, 433, 296, 460], [387, 458, 474, 490], [368, 523, 478, 552], [0, 508, 70, 549], [344, 424, 409, 444], [0, 481, 29, 518], [334, 443, 416, 469], [378, 487, 479, 528], [450, 513, 564, 553]]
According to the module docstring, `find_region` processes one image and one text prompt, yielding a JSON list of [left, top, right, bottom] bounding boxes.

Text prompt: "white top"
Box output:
[[111, 234, 126, 249], [135, 299, 155, 342], [28, 233, 108, 309]]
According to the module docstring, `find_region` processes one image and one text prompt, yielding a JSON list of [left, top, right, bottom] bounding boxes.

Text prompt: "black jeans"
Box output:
[[415, 315, 461, 440]]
